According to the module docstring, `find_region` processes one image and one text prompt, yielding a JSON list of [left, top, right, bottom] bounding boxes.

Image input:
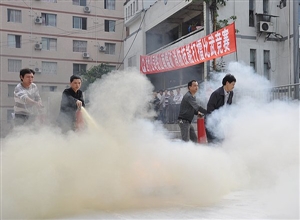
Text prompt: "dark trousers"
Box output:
[[14, 114, 30, 127], [205, 121, 221, 143], [168, 104, 176, 123], [178, 119, 197, 143]]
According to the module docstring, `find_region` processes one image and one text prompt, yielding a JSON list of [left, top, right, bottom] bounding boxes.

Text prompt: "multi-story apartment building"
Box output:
[[123, 0, 299, 90], [0, 0, 124, 137]]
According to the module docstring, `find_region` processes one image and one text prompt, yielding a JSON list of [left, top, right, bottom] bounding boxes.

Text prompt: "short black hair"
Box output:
[[222, 74, 236, 85], [188, 80, 197, 88], [70, 75, 82, 83], [20, 68, 34, 81]]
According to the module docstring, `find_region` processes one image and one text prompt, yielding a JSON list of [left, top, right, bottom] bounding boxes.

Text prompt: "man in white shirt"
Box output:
[[14, 68, 43, 126], [206, 74, 236, 143]]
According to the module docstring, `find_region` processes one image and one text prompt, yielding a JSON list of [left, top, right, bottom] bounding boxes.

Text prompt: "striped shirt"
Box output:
[[14, 83, 41, 115]]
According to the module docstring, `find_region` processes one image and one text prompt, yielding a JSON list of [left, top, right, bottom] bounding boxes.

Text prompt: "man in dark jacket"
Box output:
[[178, 80, 207, 143], [206, 74, 236, 143], [57, 75, 85, 132]]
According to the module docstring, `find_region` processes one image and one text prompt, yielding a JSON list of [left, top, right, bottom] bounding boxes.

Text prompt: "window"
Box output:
[[136, 0, 138, 11], [7, 109, 14, 122], [42, 37, 57, 51], [73, 0, 86, 6], [298, 2, 300, 24], [263, 50, 270, 80], [130, 4, 132, 17], [250, 49, 256, 71], [104, 20, 116, 32], [128, 55, 136, 67], [42, 62, 57, 74], [42, 86, 57, 92], [73, 40, 87, 52], [133, 2, 135, 14], [104, 0, 115, 10], [249, 0, 254, 27], [105, 43, 116, 55], [8, 59, 22, 72], [8, 84, 17, 97], [41, 13, 57, 26], [263, 0, 269, 14], [73, 63, 87, 75], [8, 34, 21, 48], [73, 17, 87, 30], [126, 8, 128, 20], [7, 9, 21, 23]]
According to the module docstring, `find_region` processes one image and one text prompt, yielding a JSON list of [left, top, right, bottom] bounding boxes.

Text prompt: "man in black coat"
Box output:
[[206, 74, 236, 143], [57, 75, 85, 132]]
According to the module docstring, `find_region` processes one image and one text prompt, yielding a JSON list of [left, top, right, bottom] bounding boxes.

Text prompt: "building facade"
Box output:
[[0, 0, 124, 137], [123, 0, 299, 90]]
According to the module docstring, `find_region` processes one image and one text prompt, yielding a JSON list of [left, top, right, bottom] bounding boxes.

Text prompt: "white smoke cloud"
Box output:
[[1, 62, 299, 219]]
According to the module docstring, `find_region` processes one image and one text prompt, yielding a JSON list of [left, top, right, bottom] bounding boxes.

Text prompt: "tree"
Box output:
[[79, 63, 112, 91], [204, 0, 237, 71], [187, 0, 237, 71]]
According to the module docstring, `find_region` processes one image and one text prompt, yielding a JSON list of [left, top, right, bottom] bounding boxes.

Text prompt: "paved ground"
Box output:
[[65, 190, 293, 220]]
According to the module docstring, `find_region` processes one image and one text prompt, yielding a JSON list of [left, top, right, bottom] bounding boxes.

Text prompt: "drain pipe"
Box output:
[[205, 1, 210, 80], [293, 0, 299, 99]]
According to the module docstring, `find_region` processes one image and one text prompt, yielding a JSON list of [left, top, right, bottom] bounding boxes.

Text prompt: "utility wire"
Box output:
[[117, 10, 146, 70]]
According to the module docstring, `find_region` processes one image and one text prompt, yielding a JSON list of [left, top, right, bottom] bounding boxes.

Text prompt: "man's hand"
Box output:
[[76, 100, 82, 109], [35, 101, 44, 108], [198, 111, 205, 117]]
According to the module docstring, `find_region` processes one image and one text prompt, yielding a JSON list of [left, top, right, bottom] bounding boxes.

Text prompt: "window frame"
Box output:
[[104, 0, 115, 10], [73, 40, 87, 52], [41, 13, 57, 26], [8, 59, 22, 72], [41, 85, 57, 92], [250, 49, 256, 71], [104, 20, 116, 32], [8, 84, 17, 97], [263, 50, 270, 80], [73, 16, 87, 30], [104, 43, 116, 55], [72, 0, 87, 6], [41, 37, 57, 51], [8, 34, 21, 48], [41, 61, 58, 74], [7, 9, 22, 23], [73, 63, 87, 75]]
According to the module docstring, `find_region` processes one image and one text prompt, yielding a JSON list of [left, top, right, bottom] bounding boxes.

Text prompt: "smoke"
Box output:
[[1, 62, 299, 219]]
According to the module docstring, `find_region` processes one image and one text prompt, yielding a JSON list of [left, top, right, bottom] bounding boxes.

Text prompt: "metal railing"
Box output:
[[271, 83, 300, 101]]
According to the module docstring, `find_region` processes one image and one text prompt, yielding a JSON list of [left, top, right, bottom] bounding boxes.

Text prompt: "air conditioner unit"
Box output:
[[259, 21, 275, 33], [83, 6, 91, 13], [35, 16, 42, 24], [34, 67, 41, 73], [82, 52, 90, 58], [99, 46, 106, 52], [34, 42, 42, 50]]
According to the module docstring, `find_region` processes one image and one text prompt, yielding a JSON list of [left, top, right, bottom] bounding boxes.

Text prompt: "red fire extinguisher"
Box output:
[[75, 109, 84, 131]]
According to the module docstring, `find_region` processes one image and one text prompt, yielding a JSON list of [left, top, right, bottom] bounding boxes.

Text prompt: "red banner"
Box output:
[[140, 23, 236, 74]]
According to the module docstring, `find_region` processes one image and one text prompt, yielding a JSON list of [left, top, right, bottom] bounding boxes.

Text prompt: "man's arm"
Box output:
[[187, 95, 207, 114], [207, 92, 217, 114], [79, 90, 85, 107], [61, 90, 77, 110], [14, 86, 42, 107]]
